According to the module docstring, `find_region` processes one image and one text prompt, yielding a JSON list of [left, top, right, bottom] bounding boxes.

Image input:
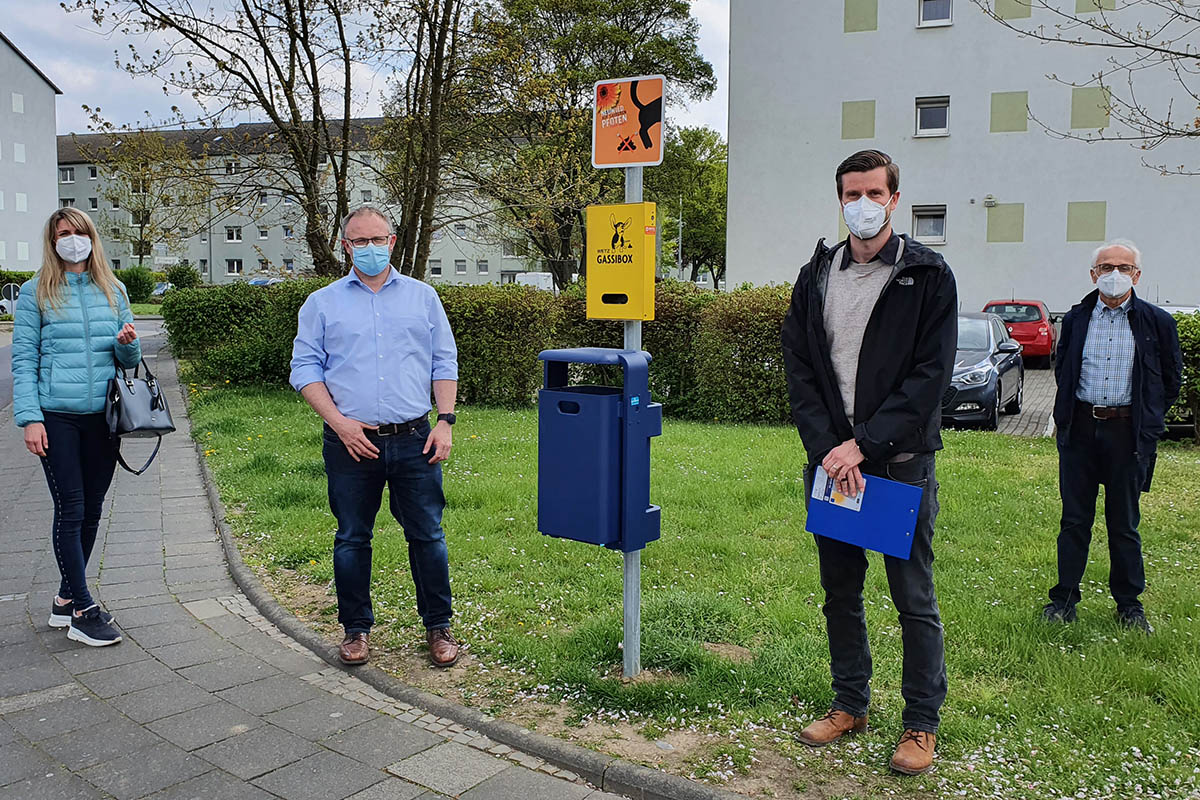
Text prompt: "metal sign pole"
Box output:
[[623, 165, 643, 679]]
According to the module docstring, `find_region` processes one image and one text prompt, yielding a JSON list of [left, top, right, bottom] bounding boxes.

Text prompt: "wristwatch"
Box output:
[[436, 413, 457, 426]]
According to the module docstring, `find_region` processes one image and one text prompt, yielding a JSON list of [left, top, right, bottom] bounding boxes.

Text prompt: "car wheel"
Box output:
[[984, 391, 1000, 431], [1005, 371, 1024, 415]]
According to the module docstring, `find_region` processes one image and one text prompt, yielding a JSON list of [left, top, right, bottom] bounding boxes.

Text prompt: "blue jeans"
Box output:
[[1049, 410, 1147, 613], [40, 411, 118, 610], [806, 453, 947, 733], [323, 421, 452, 634]]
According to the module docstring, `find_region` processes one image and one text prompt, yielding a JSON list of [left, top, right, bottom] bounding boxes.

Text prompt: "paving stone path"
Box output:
[[996, 366, 1056, 438], [0, 323, 624, 800]]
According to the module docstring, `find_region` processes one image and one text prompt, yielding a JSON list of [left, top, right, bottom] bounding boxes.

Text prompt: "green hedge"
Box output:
[[114, 267, 156, 303], [0, 269, 35, 287], [1175, 311, 1200, 443]]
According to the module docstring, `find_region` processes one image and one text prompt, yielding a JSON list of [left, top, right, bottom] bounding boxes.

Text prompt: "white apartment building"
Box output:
[[727, 0, 1200, 311], [56, 122, 530, 285], [0, 31, 61, 270]]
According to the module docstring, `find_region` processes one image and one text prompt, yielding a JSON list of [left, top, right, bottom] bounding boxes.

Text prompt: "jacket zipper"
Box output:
[[78, 276, 96, 412]]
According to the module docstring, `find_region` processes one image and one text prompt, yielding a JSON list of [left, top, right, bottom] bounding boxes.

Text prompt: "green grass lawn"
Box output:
[[130, 303, 161, 316], [187, 384, 1200, 799]]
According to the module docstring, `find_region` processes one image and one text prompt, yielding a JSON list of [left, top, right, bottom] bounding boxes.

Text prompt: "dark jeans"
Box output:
[[1049, 412, 1146, 612], [806, 453, 947, 733], [323, 421, 452, 634], [39, 411, 118, 610]]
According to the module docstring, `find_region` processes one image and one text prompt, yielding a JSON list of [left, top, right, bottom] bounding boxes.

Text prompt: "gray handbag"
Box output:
[[105, 358, 176, 475]]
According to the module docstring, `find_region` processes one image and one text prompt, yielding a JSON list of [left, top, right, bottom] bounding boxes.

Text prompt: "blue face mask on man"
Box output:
[[350, 243, 391, 276]]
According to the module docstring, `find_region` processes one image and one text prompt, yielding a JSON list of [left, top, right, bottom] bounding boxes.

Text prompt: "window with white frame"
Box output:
[[258, 258, 269, 271], [111, 198, 120, 210], [453, 222, 467, 236], [912, 205, 948, 244], [282, 194, 294, 205], [13, 143, 24, 163], [477, 259, 489, 275], [918, 0, 952, 26], [360, 190, 372, 203], [226, 226, 242, 242], [89, 166, 98, 179], [225, 161, 238, 175], [283, 225, 294, 238], [0, 191, 4, 210], [11, 92, 24, 113], [226, 258, 243, 275], [429, 259, 442, 276], [111, 227, 121, 238], [199, 258, 207, 273], [454, 259, 467, 274], [60, 167, 75, 183], [89, 197, 99, 211], [258, 191, 268, 205], [200, 229, 208, 242], [60, 198, 75, 208], [111, 258, 120, 269], [915, 96, 950, 136], [17, 242, 29, 261], [15, 193, 27, 212], [258, 227, 269, 240], [284, 259, 295, 272]]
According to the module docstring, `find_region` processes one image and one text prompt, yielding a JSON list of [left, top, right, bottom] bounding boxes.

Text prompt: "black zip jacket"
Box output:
[[1053, 289, 1182, 459], [781, 235, 958, 465]]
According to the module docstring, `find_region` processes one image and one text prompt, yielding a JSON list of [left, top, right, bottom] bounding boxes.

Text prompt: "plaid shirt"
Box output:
[[1077, 296, 1135, 406]]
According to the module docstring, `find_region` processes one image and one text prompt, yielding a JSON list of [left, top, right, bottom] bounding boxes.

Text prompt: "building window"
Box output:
[[282, 195, 294, 205], [111, 227, 121, 238], [432, 229, 444, 241], [912, 205, 947, 245], [258, 227, 269, 240], [199, 258, 207, 273], [455, 259, 467, 274], [15, 193, 27, 212], [0, 191, 4, 210], [503, 241, 516, 257], [60, 167, 76, 184], [226, 226, 242, 242], [918, 0, 952, 26], [477, 222, 489, 235], [89, 166, 98, 180], [284, 259, 295, 272], [225, 161, 238, 175], [111, 198, 121, 210], [131, 178, 148, 195], [257, 191, 268, 205], [477, 259, 489, 275], [360, 190, 372, 203], [61, 198, 75, 208], [429, 259, 442, 276], [89, 197, 99, 211], [258, 258, 269, 271], [454, 222, 468, 236], [11, 92, 24, 113], [16, 241, 29, 261], [132, 210, 150, 226], [915, 96, 950, 136], [111, 258, 120, 269], [13, 143, 25, 163], [200, 229, 208, 242], [226, 258, 243, 275], [283, 225, 294, 239], [133, 240, 152, 257]]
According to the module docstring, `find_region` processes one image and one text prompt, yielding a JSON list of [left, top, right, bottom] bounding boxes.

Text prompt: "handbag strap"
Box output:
[[114, 435, 163, 476]]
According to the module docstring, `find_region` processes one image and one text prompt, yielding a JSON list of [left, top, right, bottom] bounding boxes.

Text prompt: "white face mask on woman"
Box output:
[[55, 234, 93, 264], [842, 194, 894, 240]]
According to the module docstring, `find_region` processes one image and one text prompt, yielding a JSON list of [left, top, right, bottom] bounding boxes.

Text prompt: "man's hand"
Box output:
[[331, 416, 379, 462], [116, 323, 138, 345], [822, 438, 866, 498], [24, 422, 48, 457], [424, 421, 452, 464]]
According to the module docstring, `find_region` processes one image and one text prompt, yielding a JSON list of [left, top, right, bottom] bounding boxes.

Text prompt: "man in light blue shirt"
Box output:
[[290, 205, 461, 668]]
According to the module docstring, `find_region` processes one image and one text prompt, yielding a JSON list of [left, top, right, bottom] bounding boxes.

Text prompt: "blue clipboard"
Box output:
[[805, 466, 923, 559]]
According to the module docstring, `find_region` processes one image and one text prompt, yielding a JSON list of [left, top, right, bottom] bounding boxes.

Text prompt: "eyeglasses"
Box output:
[[345, 236, 390, 247], [1094, 263, 1137, 275]]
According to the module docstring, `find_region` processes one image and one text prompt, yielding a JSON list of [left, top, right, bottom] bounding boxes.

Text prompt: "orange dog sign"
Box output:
[[592, 75, 665, 169]]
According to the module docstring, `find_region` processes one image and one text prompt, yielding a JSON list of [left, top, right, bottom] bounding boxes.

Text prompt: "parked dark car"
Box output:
[[981, 299, 1055, 368], [942, 313, 1025, 430]]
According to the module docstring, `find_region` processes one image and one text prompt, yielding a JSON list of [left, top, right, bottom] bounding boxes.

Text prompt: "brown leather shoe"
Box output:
[[797, 709, 868, 747], [890, 729, 936, 775], [338, 632, 369, 665], [427, 627, 460, 668]]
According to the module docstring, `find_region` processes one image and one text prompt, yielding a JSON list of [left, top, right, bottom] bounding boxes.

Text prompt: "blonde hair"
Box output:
[[36, 207, 126, 312]]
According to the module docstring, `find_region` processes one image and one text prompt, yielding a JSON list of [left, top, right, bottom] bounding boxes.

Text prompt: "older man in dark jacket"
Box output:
[[1043, 239, 1182, 632], [781, 150, 957, 776]]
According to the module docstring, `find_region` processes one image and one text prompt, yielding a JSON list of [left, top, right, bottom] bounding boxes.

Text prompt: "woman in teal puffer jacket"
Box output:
[[11, 207, 141, 647]]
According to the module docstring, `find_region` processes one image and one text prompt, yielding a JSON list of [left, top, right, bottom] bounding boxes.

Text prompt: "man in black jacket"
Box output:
[[1043, 240, 1182, 632], [781, 150, 957, 776]]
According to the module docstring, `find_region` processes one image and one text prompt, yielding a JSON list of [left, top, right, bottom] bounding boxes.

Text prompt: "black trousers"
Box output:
[[807, 453, 947, 733], [1049, 412, 1147, 612]]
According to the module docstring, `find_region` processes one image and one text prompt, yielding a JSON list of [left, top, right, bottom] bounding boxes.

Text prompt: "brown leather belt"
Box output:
[[1077, 402, 1132, 420]]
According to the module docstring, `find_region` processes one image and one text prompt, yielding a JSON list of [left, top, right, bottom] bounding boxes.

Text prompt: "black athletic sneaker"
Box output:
[[49, 599, 114, 629], [1117, 608, 1153, 634], [1041, 602, 1077, 623], [67, 605, 122, 647]]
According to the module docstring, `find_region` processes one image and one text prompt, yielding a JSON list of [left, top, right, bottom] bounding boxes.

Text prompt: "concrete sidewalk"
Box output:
[[0, 323, 623, 800]]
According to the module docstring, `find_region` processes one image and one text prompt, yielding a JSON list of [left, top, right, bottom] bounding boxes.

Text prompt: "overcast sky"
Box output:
[[1, 1, 729, 138]]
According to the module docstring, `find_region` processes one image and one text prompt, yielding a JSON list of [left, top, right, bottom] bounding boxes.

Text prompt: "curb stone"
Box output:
[[181, 380, 746, 800]]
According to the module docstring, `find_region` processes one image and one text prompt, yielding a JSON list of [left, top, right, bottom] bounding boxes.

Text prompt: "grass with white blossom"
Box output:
[[188, 384, 1200, 799]]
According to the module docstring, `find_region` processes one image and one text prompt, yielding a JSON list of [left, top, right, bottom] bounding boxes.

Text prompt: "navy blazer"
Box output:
[[1053, 289, 1182, 460]]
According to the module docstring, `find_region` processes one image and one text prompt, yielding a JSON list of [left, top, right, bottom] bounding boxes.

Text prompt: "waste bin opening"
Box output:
[[601, 293, 629, 305], [557, 400, 581, 414]]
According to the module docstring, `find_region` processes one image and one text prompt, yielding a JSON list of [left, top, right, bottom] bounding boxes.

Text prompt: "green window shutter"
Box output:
[[995, 0, 1032, 19], [1066, 201, 1107, 242], [845, 0, 879, 33], [987, 203, 1025, 243], [842, 100, 876, 140], [1075, 0, 1115, 12], [1071, 86, 1111, 129], [990, 91, 1029, 133]]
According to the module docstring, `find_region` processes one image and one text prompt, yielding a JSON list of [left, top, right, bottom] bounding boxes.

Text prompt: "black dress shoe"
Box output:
[[1117, 608, 1153, 633], [1042, 602, 1076, 623]]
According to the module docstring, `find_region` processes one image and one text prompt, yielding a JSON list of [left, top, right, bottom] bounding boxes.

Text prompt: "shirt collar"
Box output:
[[840, 232, 902, 270], [1094, 293, 1133, 315], [346, 266, 400, 290]]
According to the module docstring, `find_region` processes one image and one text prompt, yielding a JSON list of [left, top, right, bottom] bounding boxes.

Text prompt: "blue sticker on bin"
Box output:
[[630, 396, 640, 406]]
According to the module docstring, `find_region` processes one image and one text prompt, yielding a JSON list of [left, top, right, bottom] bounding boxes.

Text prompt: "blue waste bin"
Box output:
[[537, 348, 662, 552]]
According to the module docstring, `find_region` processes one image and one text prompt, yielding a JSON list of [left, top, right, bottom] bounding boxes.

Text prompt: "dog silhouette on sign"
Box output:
[[610, 214, 633, 249], [629, 80, 662, 150]]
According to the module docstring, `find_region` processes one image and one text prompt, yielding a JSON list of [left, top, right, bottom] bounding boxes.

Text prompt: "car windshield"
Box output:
[[986, 303, 1041, 323], [958, 318, 991, 351]]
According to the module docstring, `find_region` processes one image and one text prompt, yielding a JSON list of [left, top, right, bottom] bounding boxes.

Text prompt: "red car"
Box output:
[[981, 300, 1056, 367]]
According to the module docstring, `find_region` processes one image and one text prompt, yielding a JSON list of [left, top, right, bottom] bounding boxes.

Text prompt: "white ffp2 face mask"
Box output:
[[842, 195, 894, 240], [1097, 271, 1133, 299], [55, 234, 93, 264]]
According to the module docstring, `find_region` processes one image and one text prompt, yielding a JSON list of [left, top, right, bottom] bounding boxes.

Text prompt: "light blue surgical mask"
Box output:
[[351, 243, 391, 276]]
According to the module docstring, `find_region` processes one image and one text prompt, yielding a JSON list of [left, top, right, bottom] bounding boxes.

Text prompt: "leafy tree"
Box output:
[[453, 0, 716, 289], [647, 126, 727, 288], [971, 0, 1200, 174]]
